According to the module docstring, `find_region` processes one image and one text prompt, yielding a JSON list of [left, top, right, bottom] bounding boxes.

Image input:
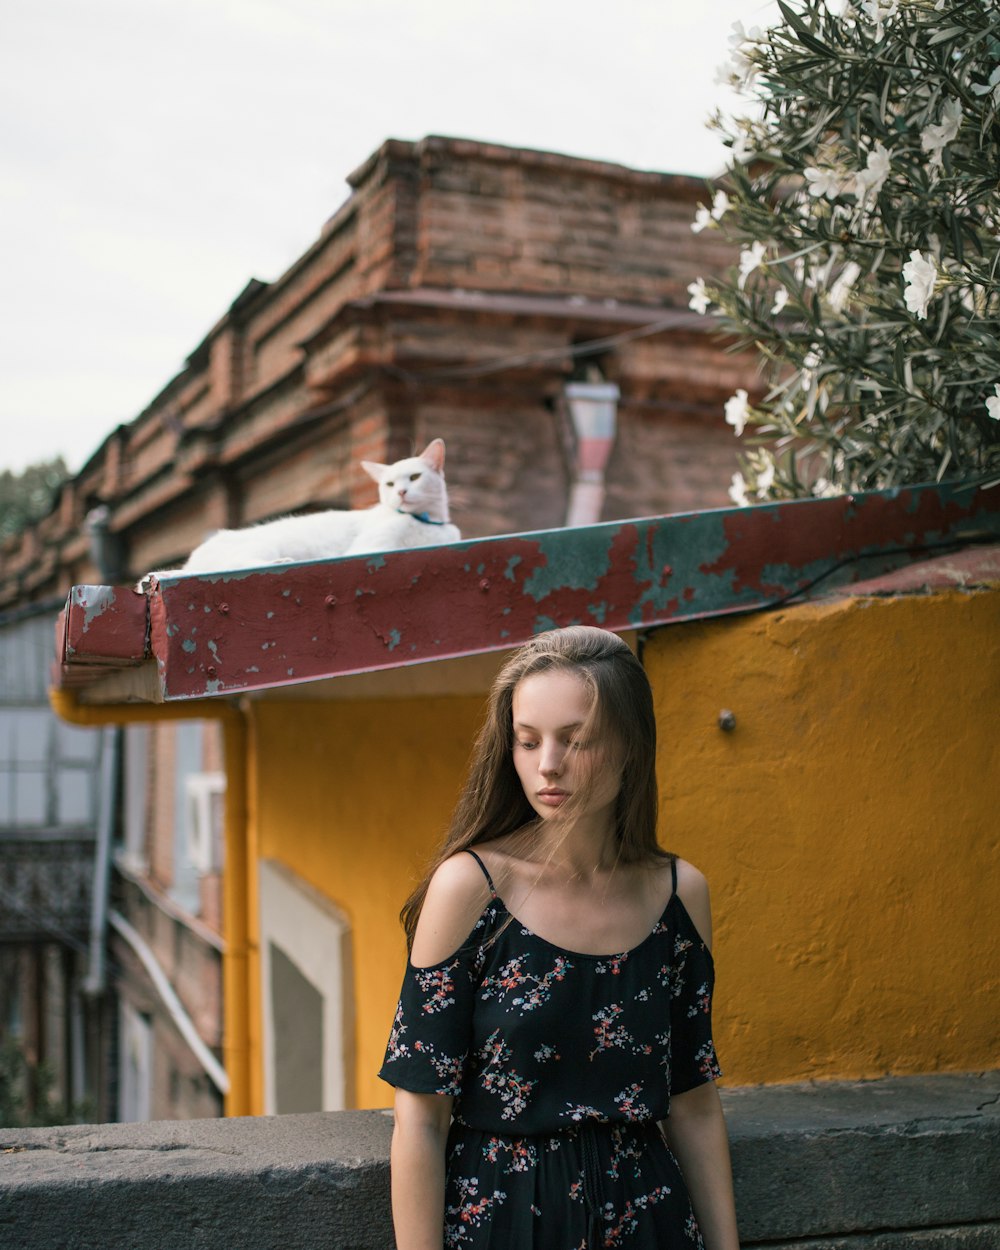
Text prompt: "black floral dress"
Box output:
[[379, 852, 722, 1249]]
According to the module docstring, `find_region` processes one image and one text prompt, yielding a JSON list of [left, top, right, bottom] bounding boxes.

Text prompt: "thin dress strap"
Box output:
[[465, 848, 498, 897], [670, 854, 678, 897]]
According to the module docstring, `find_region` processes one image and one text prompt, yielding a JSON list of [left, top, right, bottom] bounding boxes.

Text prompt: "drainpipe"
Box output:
[[563, 380, 620, 527], [82, 505, 125, 999], [49, 689, 252, 1117], [82, 725, 118, 996]]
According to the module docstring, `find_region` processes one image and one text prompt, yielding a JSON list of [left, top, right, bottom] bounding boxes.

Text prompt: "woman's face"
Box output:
[[511, 668, 621, 825]]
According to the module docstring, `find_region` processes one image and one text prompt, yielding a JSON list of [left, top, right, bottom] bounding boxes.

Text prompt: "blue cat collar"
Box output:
[[399, 510, 447, 525]]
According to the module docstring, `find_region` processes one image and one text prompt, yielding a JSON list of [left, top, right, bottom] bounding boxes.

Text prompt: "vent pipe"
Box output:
[[564, 380, 620, 527]]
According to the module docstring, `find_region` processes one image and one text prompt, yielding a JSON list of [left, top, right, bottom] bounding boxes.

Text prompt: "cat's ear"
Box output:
[[360, 460, 386, 483], [418, 439, 446, 473]]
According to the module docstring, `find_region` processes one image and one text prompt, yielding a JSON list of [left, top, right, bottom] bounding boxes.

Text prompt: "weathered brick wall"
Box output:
[[1, 135, 754, 607], [409, 137, 733, 308]]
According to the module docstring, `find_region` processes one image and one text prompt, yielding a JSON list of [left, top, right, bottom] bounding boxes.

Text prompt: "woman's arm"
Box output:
[[661, 1080, 739, 1250], [388, 853, 492, 1248], [665, 860, 739, 1248], [390, 1088, 453, 1250]]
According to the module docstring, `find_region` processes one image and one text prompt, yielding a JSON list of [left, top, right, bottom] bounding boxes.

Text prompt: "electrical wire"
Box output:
[[384, 312, 695, 382]]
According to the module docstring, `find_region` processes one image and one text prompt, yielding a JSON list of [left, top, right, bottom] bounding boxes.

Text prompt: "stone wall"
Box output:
[[2, 1073, 997, 1249]]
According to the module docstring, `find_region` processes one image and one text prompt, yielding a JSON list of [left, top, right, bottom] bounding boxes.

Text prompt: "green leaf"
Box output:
[[776, 0, 833, 58]]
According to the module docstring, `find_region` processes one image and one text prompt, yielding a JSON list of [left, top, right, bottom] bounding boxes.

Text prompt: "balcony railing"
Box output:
[[0, 830, 94, 942]]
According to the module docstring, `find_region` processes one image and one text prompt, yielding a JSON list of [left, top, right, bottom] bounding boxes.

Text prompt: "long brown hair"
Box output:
[[400, 626, 664, 948]]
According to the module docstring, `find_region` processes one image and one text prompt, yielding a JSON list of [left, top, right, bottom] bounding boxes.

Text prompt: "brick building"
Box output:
[[1, 135, 759, 1121]]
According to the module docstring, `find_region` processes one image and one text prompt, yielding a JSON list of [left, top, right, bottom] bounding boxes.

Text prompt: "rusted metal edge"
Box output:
[[55, 481, 999, 703], [61, 584, 149, 665]]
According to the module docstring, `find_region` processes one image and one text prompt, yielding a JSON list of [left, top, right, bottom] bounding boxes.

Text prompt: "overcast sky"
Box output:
[[1, 0, 778, 475]]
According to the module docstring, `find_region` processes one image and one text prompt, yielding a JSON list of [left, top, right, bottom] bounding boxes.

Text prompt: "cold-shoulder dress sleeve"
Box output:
[[666, 899, 723, 1096], [379, 905, 495, 1098]]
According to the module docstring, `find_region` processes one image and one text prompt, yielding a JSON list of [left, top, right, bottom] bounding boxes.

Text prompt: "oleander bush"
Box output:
[[690, 0, 1000, 503]]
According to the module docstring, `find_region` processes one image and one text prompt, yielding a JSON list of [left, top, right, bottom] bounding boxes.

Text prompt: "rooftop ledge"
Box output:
[[54, 482, 1000, 706], [2, 1073, 998, 1249]]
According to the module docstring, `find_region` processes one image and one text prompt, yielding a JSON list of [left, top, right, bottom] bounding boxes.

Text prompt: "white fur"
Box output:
[[174, 439, 460, 576]]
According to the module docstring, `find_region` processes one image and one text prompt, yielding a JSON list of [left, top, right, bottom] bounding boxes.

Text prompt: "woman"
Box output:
[[380, 627, 740, 1249]]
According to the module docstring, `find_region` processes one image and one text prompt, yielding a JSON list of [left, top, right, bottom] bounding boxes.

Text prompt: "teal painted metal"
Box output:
[[57, 482, 1000, 702]]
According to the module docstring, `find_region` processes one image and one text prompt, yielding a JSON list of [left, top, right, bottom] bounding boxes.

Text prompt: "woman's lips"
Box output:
[[537, 789, 569, 806]]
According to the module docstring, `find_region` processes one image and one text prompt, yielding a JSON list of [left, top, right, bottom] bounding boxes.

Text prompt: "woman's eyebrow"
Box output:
[[513, 721, 585, 732]]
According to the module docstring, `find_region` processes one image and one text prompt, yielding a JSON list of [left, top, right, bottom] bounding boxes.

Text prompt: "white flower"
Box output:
[[804, 166, 843, 199], [829, 261, 862, 313], [725, 389, 750, 436], [802, 346, 823, 386], [755, 453, 776, 498], [688, 278, 711, 315], [691, 204, 712, 233], [719, 21, 762, 91], [853, 141, 891, 202], [902, 250, 937, 320], [738, 240, 767, 289], [986, 384, 1000, 422], [715, 50, 756, 92], [971, 66, 1000, 109], [771, 286, 789, 315], [729, 20, 763, 48], [711, 190, 731, 221], [859, 0, 897, 40], [731, 132, 755, 164], [824, 0, 851, 15], [729, 472, 750, 507], [921, 98, 962, 169], [813, 477, 844, 499]]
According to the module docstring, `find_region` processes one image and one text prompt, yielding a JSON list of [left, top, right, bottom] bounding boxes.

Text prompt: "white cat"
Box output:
[[171, 439, 460, 576]]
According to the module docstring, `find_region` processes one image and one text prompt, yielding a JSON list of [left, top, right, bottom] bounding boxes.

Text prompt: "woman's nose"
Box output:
[[539, 743, 564, 776]]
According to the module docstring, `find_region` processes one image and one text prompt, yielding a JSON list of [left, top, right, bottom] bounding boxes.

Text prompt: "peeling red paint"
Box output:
[[62, 584, 148, 665], [702, 487, 993, 595], [52, 483, 1000, 703]]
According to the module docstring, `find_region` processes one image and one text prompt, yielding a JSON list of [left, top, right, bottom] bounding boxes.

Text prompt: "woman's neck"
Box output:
[[530, 814, 620, 882]]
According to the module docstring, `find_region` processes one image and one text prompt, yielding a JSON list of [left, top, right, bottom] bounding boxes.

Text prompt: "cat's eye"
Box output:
[[386, 479, 394, 487], [410, 472, 422, 481]]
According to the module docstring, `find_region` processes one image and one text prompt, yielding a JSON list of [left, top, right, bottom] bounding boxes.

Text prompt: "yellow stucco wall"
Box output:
[[646, 588, 999, 1084], [250, 694, 487, 1109], [248, 586, 998, 1108]]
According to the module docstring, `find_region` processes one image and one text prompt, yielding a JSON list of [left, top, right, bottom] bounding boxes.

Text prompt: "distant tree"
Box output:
[[688, 0, 1000, 504], [0, 456, 69, 538], [0, 1037, 92, 1128]]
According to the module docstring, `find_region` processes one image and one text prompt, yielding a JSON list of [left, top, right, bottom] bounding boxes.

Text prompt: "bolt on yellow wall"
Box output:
[[645, 589, 999, 1084], [248, 587, 998, 1108]]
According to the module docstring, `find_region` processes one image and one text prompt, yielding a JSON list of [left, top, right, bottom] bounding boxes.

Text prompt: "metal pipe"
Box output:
[[50, 688, 252, 1116], [108, 908, 229, 1096], [564, 381, 620, 527], [83, 726, 118, 996]]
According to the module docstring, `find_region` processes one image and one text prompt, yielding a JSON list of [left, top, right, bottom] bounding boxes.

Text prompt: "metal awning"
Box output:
[[54, 482, 1000, 705]]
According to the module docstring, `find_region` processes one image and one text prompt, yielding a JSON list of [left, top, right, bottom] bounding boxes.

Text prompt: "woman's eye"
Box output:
[[516, 740, 538, 750]]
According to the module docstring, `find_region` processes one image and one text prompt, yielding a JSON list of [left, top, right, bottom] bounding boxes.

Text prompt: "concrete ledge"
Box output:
[[726, 1071, 1000, 1242], [1, 1073, 997, 1249], [0, 1110, 394, 1250]]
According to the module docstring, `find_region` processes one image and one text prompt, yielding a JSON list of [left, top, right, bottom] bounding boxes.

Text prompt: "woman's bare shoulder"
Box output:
[[672, 856, 713, 951], [409, 851, 495, 968]]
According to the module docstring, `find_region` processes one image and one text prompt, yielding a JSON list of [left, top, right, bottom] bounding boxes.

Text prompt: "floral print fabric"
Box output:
[[380, 865, 722, 1247]]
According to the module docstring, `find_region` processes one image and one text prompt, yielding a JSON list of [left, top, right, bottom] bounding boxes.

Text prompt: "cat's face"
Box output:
[[362, 439, 449, 519]]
